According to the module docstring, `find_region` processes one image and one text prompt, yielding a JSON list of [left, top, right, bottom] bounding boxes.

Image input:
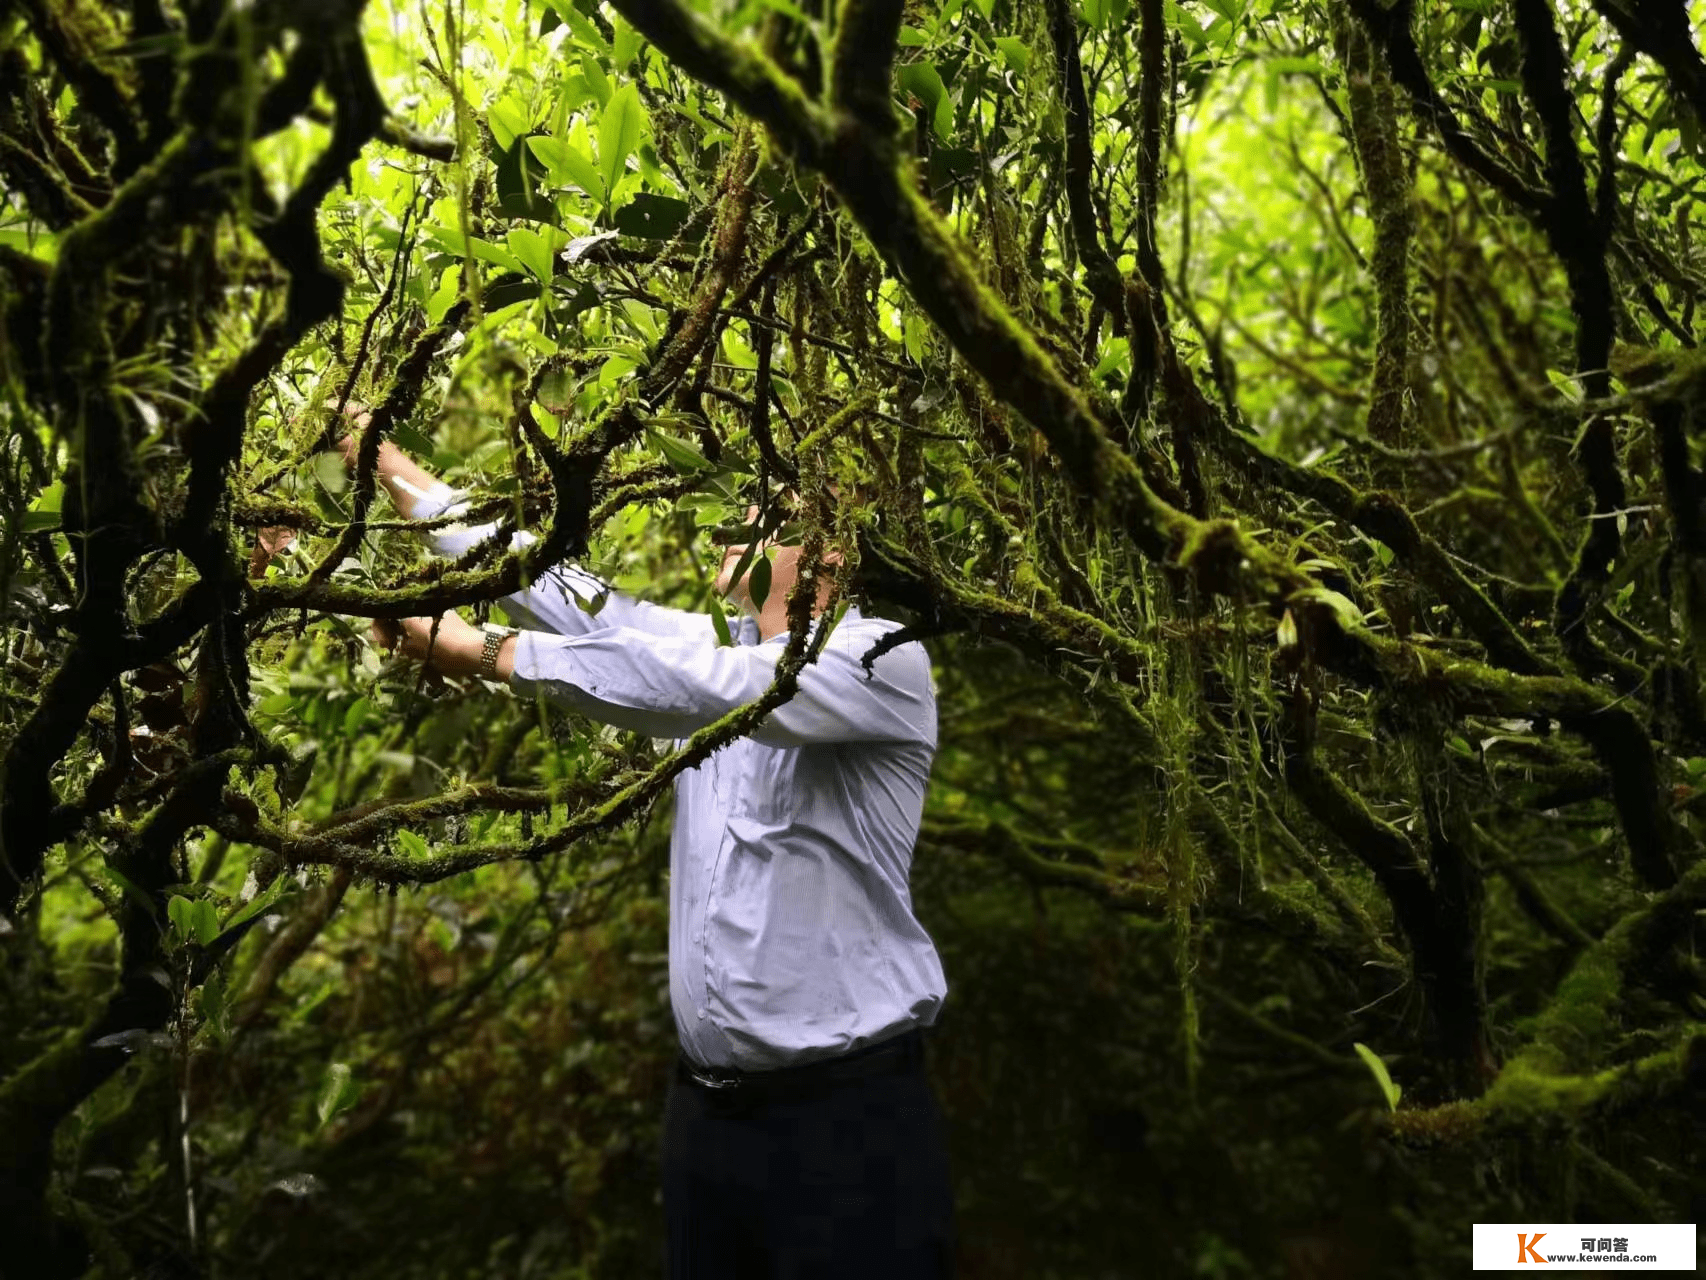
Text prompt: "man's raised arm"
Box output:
[[508, 615, 937, 748], [348, 433, 716, 643]]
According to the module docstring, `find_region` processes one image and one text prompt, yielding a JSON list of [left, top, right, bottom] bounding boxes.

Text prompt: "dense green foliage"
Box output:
[[3, 0, 1705, 1273]]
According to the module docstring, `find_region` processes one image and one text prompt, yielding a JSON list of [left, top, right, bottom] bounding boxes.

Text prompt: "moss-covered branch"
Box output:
[[305, 300, 474, 584], [1044, 0, 1126, 332], [1336, 5, 1414, 446], [924, 816, 1169, 914], [1347, 0, 1547, 212], [829, 0, 904, 131], [1388, 858, 1706, 1139], [1586, 0, 1706, 130]]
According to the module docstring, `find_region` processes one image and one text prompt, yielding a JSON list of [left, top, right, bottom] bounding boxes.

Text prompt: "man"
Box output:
[[338, 428, 955, 1277]]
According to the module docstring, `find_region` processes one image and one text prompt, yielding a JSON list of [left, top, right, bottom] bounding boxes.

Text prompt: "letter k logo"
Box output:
[[1517, 1232, 1548, 1264]]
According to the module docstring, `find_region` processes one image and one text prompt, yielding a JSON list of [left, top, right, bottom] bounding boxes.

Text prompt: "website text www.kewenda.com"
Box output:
[[1543, 1255, 1661, 1264]]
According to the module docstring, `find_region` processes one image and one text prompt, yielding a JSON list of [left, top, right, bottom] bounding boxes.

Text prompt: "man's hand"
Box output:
[[371, 611, 514, 681], [328, 400, 371, 466], [328, 399, 444, 519], [372, 611, 478, 669], [248, 525, 297, 578], [332, 401, 390, 473]]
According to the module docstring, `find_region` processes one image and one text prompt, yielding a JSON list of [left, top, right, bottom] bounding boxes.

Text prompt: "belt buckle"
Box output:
[[687, 1063, 742, 1091]]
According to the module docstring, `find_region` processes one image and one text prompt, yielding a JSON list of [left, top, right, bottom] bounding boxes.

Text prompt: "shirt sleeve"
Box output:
[[507, 617, 936, 748], [411, 481, 715, 641]]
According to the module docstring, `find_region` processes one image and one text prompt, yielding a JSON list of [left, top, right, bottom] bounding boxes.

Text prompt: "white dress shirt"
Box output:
[[410, 483, 948, 1070]]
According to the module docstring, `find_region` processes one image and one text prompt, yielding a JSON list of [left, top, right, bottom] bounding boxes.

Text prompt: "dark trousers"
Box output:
[[662, 1034, 955, 1278]]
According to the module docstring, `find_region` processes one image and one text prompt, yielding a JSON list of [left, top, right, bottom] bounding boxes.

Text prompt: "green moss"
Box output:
[[1519, 947, 1622, 1072], [1483, 1053, 1614, 1117]]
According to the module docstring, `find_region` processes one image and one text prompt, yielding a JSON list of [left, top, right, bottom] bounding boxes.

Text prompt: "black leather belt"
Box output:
[[677, 1028, 925, 1103]]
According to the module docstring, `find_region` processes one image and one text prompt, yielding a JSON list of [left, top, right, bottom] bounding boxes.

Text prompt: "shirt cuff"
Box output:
[[408, 479, 470, 522], [507, 629, 560, 695]]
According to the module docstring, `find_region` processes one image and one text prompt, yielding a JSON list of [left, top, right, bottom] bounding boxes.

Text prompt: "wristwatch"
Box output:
[[478, 623, 514, 681]]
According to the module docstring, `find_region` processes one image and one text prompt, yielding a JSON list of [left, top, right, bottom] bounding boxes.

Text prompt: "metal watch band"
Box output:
[[479, 624, 512, 680]]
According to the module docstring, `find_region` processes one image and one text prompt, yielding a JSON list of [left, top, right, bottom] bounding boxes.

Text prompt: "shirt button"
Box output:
[[692, 933, 701, 944], [697, 1008, 706, 1020]]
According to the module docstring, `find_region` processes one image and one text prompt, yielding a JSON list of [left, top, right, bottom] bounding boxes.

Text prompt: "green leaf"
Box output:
[[425, 268, 462, 324], [598, 83, 646, 205], [190, 899, 219, 946], [903, 313, 930, 363], [507, 227, 557, 281], [528, 135, 604, 199], [487, 96, 532, 151], [1352, 1042, 1402, 1111], [396, 829, 429, 859], [748, 552, 773, 612], [1082, 0, 1111, 27], [1295, 586, 1363, 629], [648, 427, 714, 473], [225, 875, 287, 931], [581, 52, 613, 108], [599, 354, 637, 388], [1545, 368, 1585, 404], [1092, 335, 1130, 378], [898, 61, 945, 105], [898, 64, 950, 141], [721, 326, 759, 370], [343, 696, 372, 736], [612, 13, 641, 66], [168, 894, 194, 937], [708, 596, 734, 647], [551, 0, 610, 53], [569, 583, 610, 616], [717, 508, 776, 604], [522, 134, 569, 173], [475, 239, 529, 275], [613, 192, 694, 239], [689, 501, 733, 528], [25, 481, 64, 534], [312, 451, 348, 497], [993, 36, 1030, 73], [317, 1062, 358, 1128], [1171, 1, 1206, 45], [429, 226, 526, 275], [0, 227, 56, 263]]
